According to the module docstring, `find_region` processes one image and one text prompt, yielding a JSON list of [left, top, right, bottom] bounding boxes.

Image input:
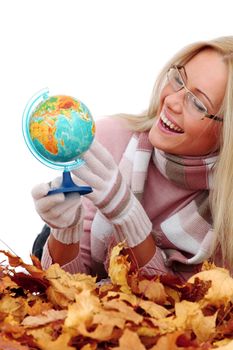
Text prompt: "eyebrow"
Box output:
[[181, 66, 214, 109]]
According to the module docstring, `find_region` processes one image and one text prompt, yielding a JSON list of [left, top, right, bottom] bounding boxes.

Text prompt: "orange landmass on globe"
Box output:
[[30, 95, 94, 156], [30, 117, 59, 154], [32, 96, 92, 122]]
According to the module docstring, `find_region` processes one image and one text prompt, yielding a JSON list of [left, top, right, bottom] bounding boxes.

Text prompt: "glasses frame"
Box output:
[[167, 65, 223, 122]]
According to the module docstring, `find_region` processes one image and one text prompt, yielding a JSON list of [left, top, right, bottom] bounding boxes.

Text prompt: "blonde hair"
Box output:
[[117, 36, 233, 271]]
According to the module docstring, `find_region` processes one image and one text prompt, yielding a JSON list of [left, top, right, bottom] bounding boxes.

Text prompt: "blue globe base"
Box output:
[[48, 171, 93, 196]]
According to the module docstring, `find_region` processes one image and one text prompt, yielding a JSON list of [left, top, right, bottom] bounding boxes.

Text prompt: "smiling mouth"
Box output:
[[160, 112, 184, 134]]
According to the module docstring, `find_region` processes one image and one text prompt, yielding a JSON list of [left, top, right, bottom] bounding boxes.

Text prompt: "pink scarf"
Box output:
[[119, 131, 217, 196], [118, 131, 218, 266]]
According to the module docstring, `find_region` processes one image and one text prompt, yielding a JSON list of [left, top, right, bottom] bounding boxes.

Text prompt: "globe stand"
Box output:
[[48, 171, 92, 196]]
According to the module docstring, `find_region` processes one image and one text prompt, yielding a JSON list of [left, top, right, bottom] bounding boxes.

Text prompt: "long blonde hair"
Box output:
[[117, 36, 233, 271]]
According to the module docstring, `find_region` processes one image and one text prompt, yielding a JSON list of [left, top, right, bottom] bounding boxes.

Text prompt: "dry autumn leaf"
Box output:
[[188, 267, 233, 307], [108, 242, 131, 294], [1, 245, 233, 349]]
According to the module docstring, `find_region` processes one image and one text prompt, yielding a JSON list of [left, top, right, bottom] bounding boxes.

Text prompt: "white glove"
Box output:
[[72, 140, 152, 247], [31, 177, 83, 244]]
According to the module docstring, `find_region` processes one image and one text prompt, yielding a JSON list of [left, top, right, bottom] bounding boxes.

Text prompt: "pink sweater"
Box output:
[[42, 117, 212, 281]]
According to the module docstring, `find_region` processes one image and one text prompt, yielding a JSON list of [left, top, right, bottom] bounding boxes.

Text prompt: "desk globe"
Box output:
[[22, 89, 95, 195]]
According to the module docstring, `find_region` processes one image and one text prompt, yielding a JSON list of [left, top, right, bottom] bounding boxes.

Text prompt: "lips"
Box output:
[[159, 111, 184, 134]]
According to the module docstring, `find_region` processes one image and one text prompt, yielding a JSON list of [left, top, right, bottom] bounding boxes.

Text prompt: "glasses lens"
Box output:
[[185, 92, 207, 118], [168, 67, 184, 91], [168, 66, 210, 119]]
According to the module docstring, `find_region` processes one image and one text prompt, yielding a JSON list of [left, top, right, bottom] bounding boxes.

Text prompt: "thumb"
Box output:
[[31, 183, 50, 200]]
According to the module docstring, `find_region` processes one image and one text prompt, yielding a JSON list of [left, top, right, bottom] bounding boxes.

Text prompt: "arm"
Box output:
[[72, 140, 156, 267], [47, 235, 80, 266]]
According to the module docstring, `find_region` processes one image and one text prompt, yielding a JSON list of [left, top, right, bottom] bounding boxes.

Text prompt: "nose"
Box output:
[[165, 88, 185, 114]]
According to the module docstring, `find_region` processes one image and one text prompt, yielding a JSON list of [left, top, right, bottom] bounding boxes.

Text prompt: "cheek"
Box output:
[[157, 86, 169, 112], [187, 122, 221, 151]]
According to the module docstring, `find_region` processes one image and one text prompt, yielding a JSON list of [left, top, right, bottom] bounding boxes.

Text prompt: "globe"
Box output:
[[22, 89, 95, 195]]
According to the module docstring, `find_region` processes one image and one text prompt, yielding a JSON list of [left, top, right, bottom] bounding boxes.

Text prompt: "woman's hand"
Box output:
[[72, 140, 152, 248], [31, 178, 83, 244]]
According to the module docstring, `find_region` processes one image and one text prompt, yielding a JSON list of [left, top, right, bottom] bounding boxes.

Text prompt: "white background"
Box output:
[[0, 0, 232, 262]]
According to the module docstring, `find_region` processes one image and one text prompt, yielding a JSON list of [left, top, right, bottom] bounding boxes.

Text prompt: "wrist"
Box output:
[[97, 175, 131, 219], [51, 208, 84, 244], [106, 194, 152, 247]]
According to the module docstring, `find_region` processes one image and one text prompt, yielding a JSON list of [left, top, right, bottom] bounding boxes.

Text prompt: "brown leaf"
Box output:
[[149, 331, 200, 350], [188, 268, 233, 307], [0, 335, 30, 350], [103, 299, 143, 325], [0, 295, 27, 322], [111, 329, 146, 350], [22, 309, 67, 327], [45, 264, 96, 307], [108, 243, 131, 294], [174, 300, 217, 342], [28, 329, 75, 350], [138, 300, 171, 319], [138, 279, 167, 304], [64, 289, 101, 329], [77, 323, 115, 341]]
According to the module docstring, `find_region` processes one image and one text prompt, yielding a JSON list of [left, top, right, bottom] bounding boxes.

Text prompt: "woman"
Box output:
[[32, 36, 233, 281]]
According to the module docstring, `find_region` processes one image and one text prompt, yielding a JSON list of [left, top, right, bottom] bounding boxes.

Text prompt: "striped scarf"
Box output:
[[118, 131, 218, 266]]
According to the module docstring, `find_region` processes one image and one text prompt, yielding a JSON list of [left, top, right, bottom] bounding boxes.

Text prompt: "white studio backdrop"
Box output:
[[0, 0, 232, 262]]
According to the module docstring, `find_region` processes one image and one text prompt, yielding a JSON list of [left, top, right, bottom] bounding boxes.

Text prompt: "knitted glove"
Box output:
[[72, 140, 152, 247], [31, 177, 83, 244]]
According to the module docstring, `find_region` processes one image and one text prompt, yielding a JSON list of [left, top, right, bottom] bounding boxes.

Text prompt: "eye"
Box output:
[[189, 94, 207, 113], [174, 73, 184, 87]]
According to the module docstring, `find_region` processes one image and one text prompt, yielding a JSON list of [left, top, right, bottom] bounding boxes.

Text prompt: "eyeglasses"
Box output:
[[167, 65, 223, 122]]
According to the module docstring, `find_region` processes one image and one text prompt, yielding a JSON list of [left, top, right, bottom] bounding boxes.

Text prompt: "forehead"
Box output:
[[184, 49, 228, 106], [185, 49, 228, 88]]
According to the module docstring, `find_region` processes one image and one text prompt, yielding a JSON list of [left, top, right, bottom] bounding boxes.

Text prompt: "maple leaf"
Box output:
[[93, 309, 126, 330], [76, 323, 115, 341], [24, 295, 53, 317], [22, 309, 67, 327], [188, 267, 233, 307], [174, 300, 217, 342], [179, 278, 211, 303], [0, 275, 18, 293], [4, 246, 233, 349], [103, 291, 138, 306], [45, 264, 96, 308], [149, 330, 202, 350], [0, 250, 46, 279], [108, 243, 131, 294], [0, 335, 30, 350], [10, 272, 49, 294], [103, 299, 143, 325], [64, 289, 101, 329], [137, 279, 167, 304], [28, 329, 75, 350], [0, 294, 27, 323], [0, 322, 26, 338], [111, 328, 146, 350], [138, 299, 171, 319]]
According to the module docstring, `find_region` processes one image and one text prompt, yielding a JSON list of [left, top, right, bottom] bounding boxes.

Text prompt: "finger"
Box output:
[[31, 183, 51, 200], [81, 151, 111, 181], [50, 176, 63, 188], [35, 192, 65, 213], [46, 207, 79, 228], [39, 192, 81, 218], [83, 140, 116, 172], [72, 163, 106, 191]]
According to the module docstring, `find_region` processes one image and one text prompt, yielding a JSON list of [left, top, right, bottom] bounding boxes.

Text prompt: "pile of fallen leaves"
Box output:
[[1, 244, 233, 349]]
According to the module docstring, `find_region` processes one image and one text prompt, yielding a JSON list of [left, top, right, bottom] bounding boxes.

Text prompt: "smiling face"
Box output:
[[148, 49, 228, 156]]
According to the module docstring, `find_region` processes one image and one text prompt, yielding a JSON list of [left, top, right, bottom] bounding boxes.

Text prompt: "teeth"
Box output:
[[160, 112, 183, 133]]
